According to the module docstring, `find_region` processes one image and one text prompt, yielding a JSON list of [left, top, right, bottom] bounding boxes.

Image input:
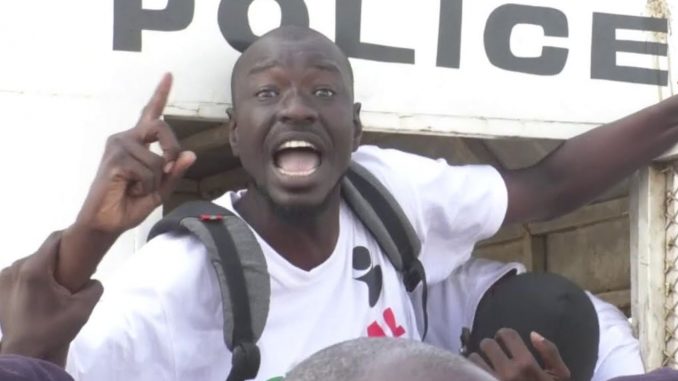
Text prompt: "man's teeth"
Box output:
[[278, 168, 317, 177], [274, 140, 320, 177], [278, 140, 317, 151]]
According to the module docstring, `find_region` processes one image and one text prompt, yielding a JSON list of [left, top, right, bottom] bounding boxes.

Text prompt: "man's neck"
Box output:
[[234, 187, 341, 271]]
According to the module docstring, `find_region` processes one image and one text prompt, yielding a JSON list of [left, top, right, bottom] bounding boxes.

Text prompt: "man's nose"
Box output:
[[278, 91, 318, 125]]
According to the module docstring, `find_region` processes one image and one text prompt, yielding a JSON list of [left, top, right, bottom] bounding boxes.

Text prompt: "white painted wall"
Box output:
[[0, 0, 674, 278]]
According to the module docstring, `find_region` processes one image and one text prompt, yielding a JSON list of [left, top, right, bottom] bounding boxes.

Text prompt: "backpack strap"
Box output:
[[148, 201, 269, 381], [342, 161, 429, 338]]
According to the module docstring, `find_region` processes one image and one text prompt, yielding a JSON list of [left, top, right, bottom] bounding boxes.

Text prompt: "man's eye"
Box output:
[[313, 88, 335, 98], [255, 89, 279, 99]]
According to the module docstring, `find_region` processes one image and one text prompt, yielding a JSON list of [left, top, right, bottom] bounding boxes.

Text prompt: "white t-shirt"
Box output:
[[425, 258, 645, 381], [66, 146, 507, 381]]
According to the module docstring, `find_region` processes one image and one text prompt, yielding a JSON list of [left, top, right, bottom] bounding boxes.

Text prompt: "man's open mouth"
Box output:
[[273, 140, 321, 177]]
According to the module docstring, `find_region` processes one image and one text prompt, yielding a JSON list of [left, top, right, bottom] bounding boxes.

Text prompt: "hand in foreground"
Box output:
[[468, 328, 572, 381], [0, 232, 103, 367], [57, 73, 196, 291], [76, 73, 195, 235]]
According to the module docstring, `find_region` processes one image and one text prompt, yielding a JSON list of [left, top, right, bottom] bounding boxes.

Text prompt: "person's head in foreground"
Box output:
[[285, 337, 495, 381]]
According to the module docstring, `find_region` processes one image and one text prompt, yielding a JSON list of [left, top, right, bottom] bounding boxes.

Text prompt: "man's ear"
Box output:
[[227, 107, 239, 157], [352, 102, 363, 151]]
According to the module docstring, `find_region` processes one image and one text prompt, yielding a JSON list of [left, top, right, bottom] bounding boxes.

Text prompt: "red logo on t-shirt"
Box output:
[[367, 308, 406, 337]]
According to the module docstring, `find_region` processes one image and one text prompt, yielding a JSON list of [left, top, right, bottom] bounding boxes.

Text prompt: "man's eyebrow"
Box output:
[[246, 59, 344, 76], [248, 60, 281, 76], [311, 61, 341, 74]]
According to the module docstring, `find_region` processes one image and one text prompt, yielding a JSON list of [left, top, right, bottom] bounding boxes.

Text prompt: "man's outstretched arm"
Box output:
[[503, 95, 678, 225]]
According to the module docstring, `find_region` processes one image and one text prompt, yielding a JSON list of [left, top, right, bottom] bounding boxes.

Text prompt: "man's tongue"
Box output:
[[275, 150, 320, 175]]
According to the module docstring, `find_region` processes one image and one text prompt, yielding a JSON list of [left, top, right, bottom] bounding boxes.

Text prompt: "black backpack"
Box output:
[[148, 161, 428, 381]]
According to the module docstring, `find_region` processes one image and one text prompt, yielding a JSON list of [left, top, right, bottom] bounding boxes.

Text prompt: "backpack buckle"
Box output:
[[228, 342, 261, 381], [403, 260, 425, 292], [200, 214, 224, 222]]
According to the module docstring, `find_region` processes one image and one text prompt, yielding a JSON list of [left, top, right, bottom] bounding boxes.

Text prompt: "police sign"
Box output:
[[106, 0, 673, 140]]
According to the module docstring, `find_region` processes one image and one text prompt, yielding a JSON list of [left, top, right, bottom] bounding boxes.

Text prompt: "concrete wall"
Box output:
[[476, 197, 631, 312]]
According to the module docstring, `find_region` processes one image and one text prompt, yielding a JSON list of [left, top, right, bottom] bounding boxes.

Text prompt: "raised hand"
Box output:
[[56, 73, 196, 292], [468, 328, 571, 381], [76, 73, 194, 233]]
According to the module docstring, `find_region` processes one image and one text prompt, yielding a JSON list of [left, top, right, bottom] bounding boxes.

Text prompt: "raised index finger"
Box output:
[[140, 73, 173, 123]]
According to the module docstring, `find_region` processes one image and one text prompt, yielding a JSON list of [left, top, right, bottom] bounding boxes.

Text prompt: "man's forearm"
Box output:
[[56, 223, 119, 292], [504, 96, 678, 224]]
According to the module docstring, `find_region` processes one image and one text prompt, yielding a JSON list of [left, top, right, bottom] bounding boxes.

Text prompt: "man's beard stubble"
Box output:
[[249, 174, 344, 226]]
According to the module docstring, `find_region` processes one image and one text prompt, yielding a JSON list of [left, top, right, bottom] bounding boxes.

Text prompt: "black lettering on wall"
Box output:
[[591, 13, 668, 86], [484, 4, 568, 76], [336, 0, 414, 64], [437, 0, 463, 69], [113, 0, 194, 52], [218, 0, 309, 53]]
